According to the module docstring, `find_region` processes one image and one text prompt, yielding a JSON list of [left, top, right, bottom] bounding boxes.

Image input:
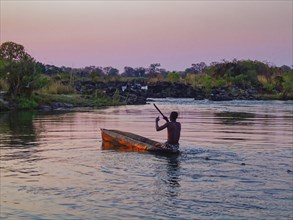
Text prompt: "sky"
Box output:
[[1, 0, 292, 72]]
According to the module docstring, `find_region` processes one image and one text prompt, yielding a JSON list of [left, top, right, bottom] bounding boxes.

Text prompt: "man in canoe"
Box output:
[[155, 111, 181, 152]]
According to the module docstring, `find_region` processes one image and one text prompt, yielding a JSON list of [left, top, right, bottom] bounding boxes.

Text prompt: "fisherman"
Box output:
[[155, 111, 181, 152]]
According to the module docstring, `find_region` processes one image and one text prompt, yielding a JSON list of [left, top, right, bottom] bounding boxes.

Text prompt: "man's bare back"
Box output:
[[155, 111, 181, 145], [166, 121, 181, 144]]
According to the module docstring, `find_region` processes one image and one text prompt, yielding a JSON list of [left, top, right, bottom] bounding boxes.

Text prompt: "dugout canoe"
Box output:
[[100, 128, 179, 154]]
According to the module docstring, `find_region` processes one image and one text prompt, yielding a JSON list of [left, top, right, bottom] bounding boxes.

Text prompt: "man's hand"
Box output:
[[156, 116, 160, 122], [163, 116, 169, 122]]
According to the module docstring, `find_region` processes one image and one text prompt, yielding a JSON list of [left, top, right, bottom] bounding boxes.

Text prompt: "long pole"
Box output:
[[153, 104, 165, 118]]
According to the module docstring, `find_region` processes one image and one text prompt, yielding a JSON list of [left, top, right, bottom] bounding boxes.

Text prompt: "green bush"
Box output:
[[213, 78, 227, 88], [246, 70, 259, 85], [263, 82, 275, 92], [52, 72, 72, 81], [16, 96, 38, 109], [167, 72, 180, 82], [282, 72, 293, 95], [230, 74, 246, 86], [184, 73, 197, 87], [257, 74, 276, 92], [34, 74, 50, 89], [185, 74, 209, 88]]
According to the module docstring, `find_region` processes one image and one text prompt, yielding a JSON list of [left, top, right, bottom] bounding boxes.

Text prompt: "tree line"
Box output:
[[0, 41, 292, 99]]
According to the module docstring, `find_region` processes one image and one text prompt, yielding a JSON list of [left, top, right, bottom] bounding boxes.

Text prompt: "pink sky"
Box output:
[[1, 0, 292, 71]]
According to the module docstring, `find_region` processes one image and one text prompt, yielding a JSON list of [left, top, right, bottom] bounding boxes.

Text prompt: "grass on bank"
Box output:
[[12, 78, 114, 110], [1, 78, 118, 110], [39, 81, 74, 94], [34, 80, 114, 109], [14, 93, 114, 110]]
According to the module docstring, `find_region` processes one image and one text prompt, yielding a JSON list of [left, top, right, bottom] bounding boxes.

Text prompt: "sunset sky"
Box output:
[[1, 0, 292, 71]]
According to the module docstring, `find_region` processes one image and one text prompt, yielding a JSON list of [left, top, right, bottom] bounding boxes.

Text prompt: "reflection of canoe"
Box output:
[[101, 128, 179, 154]]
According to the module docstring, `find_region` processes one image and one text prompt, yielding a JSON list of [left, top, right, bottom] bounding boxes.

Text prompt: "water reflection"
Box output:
[[214, 111, 255, 125], [0, 111, 37, 145], [0, 111, 44, 187], [0, 112, 40, 163], [152, 153, 181, 216], [165, 155, 181, 189], [101, 141, 181, 198]]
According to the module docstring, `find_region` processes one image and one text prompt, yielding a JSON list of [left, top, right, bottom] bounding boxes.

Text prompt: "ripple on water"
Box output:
[[0, 100, 292, 219]]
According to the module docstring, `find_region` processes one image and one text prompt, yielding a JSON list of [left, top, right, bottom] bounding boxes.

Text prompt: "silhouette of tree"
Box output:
[[0, 41, 36, 96]]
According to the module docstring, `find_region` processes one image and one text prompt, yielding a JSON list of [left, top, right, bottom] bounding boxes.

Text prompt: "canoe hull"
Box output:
[[101, 129, 179, 154]]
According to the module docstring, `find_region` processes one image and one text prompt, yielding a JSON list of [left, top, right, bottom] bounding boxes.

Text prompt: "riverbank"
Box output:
[[0, 93, 115, 111], [1, 44, 292, 111], [1, 80, 292, 111]]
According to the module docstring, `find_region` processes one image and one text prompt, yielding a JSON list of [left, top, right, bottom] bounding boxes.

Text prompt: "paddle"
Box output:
[[153, 104, 169, 122]]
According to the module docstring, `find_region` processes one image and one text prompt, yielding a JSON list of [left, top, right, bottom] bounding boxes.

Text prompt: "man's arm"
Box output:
[[156, 116, 168, 131]]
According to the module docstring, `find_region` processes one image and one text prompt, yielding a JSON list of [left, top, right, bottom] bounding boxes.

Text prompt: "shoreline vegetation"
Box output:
[[0, 41, 292, 111]]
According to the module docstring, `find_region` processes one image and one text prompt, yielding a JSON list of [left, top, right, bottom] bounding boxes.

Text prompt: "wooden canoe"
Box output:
[[101, 128, 179, 154]]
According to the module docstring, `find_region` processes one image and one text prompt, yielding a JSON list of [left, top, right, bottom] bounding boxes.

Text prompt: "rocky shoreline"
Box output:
[[73, 80, 263, 102], [0, 80, 291, 111], [73, 80, 266, 104]]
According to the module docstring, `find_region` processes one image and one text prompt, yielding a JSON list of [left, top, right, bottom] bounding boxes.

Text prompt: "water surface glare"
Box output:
[[0, 99, 292, 219]]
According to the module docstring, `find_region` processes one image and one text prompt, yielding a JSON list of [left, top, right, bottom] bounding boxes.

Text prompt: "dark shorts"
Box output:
[[161, 142, 179, 152]]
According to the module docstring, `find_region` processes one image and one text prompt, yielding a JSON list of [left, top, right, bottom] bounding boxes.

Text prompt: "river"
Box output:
[[0, 99, 292, 219]]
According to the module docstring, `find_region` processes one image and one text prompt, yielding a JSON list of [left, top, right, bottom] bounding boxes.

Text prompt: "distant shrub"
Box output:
[[245, 70, 259, 86], [282, 72, 293, 95], [258, 75, 275, 92], [16, 96, 37, 109], [230, 74, 246, 86], [185, 73, 227, 91], [213, 78, 227, 88], [184, 73, 197, 87], [263, 82, 275, 92], [52, 72, 71, 81], [185, 74, 205, 87], [34, 74, 50, 90], [167, 71, 180, 82]]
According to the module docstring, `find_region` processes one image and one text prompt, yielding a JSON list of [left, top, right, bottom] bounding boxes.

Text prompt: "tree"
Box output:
[[147, 63, 161, 77], [0, 41, 28, 62], [134, 67, 146, 77], [192, 62, 207, 73], [0, 41, 36, 96], [103, 66, 119, 77], [185, 62, 207, 74], [122, 66, 136, 77]]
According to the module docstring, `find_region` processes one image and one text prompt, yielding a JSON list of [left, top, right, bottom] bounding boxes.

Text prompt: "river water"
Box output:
[[0, 99, 292, 219]]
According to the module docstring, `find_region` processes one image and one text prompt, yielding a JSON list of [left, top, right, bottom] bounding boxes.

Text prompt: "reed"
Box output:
[[40, 81, 74, 94]]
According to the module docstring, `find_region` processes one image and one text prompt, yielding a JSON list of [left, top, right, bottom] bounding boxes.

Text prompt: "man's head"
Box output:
[[170, 111, 178, 121]]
